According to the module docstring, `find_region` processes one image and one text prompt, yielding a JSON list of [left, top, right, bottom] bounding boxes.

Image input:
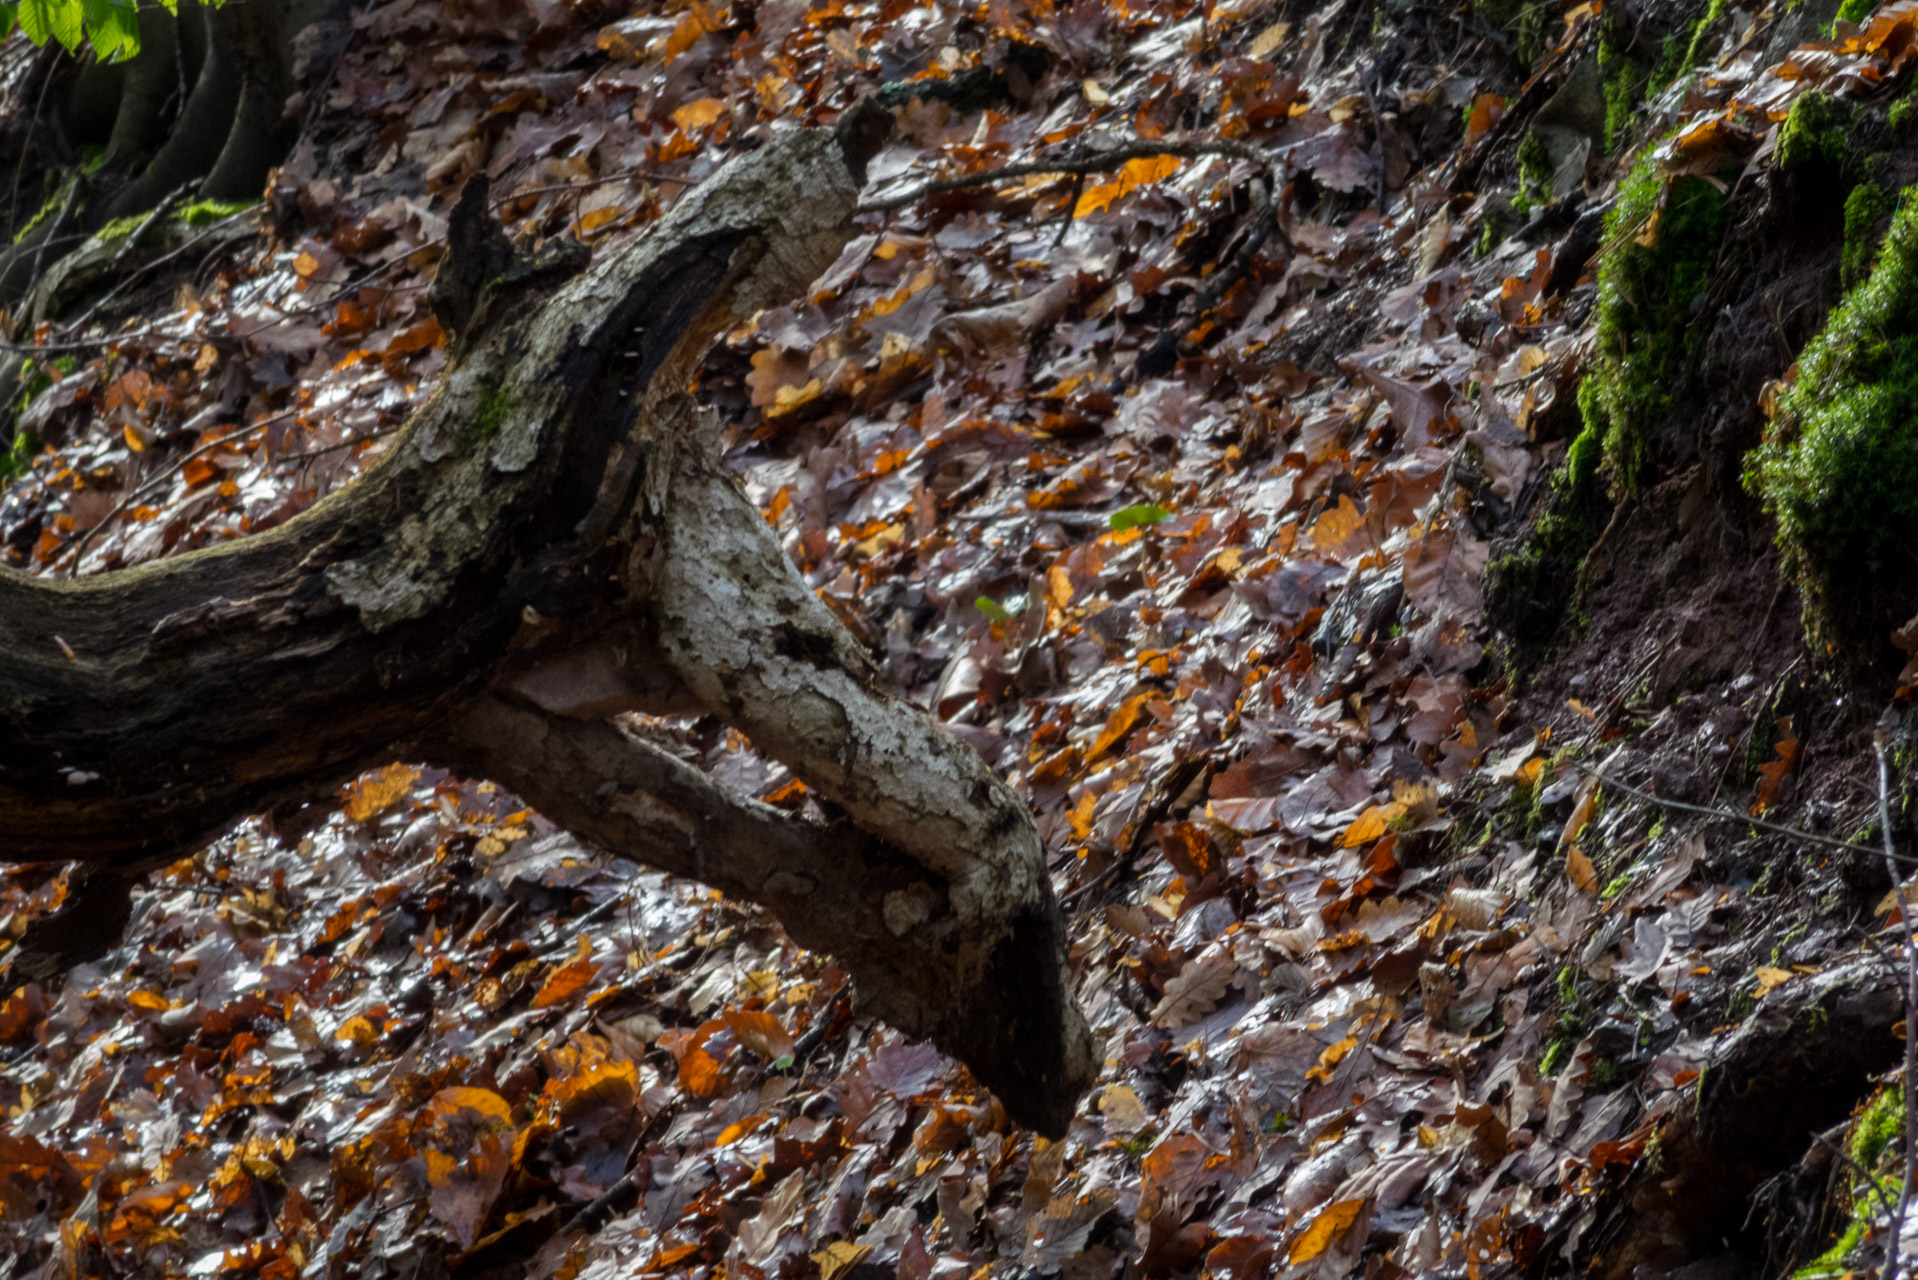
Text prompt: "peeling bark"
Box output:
[[0, 118, 1097, 1135]]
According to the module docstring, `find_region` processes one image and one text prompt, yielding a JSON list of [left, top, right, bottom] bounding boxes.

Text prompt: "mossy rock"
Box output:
[[1579, 153, 1727, 492], [1746, 192, 1918, 672]]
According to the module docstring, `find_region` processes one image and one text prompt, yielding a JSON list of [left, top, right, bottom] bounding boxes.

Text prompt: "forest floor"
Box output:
[[2, 1, 1917, 1278]]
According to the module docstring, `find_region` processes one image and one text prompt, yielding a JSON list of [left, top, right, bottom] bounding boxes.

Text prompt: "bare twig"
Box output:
[[496, 167, 694, 204], [858, 137, 1295, 253], [1809, 1128, 1903, 1221], [1136, 175, 1275, 378], [1875, 722, 1917, 1280], [1575, 762, 1918, 865], [55, 408, 304, 576]]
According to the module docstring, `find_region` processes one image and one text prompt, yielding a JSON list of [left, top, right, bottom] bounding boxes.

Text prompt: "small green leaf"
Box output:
[[81, 0, 139, 61], [974, 594, 1026, 622], [1108, 503, 1172, 531], [772, 1054, 795, 1071]]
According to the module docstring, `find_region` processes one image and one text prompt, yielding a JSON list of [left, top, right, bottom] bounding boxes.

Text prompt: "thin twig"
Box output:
[[1876, 724, 1917, 1280], [497, 167, 694, 204], [859, 137, 1295, 253], [1810, 1128, 1903, 1222], [72, 207, 252, 334], [1575, 762, 1918, 865], [1136, 175, 1275, 377], [56, 408, 304, 576]]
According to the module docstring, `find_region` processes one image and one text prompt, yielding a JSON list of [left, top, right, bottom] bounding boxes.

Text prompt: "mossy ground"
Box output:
[[1513, 132, 1552, 218], [1842, 180, 1890, 286], [1598, 37, 1646, 154], [1746, 191, 1918, 667], [1579, 153, 1727, 493], [97, 198, 257, 243], [1485, 424, 1609, 657], [1777, 91, 1851, 174], [1793, 1086, 1904, 1278], [1651, 0, 1727, 96]]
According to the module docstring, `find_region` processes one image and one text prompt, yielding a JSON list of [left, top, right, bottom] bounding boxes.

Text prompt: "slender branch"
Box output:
[[1137, 174, 1274, 377], [1809, 1128, 1903, 1222], [1575, 762, 1918, 865], [54, 408, 303, 575], [1876, 725, 1917, 1280], [857, 136, 1290, 245], [495, 167, 694, 204]]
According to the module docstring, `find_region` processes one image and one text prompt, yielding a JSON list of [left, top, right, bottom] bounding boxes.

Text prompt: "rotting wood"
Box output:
[[0, 110, 1097, 1136]]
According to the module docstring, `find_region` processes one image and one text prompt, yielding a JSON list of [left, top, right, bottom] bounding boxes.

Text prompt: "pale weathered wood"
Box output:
[[0, 116, 1097, 1135]]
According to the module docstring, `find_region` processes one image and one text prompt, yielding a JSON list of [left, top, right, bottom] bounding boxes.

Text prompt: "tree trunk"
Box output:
[[0, 116, 1098, 1137]]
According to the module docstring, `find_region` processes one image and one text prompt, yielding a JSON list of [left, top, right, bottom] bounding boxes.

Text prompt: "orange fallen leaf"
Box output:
[[1289, 1198, 1366, 1264], [1088, 692, 1157, 761], [1565, 845, 1598, 893], [721, 1007, 795, 1061], [1752, 717, 1799, 814], [532, 954, 599, 1009], [343, 763, 418, 822], [671, 96, 726, 131]]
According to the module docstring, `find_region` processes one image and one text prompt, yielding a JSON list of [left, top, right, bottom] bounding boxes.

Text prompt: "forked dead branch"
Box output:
[[0, 113, 1097, 1136]]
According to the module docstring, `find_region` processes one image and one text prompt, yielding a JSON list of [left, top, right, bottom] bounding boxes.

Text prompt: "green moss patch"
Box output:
[[177, 197, 257, 227], [473, 385, 514, 442], [11, 188, 62, 245], [1485, 423, 1609, 655], [1599, 36, 1647, 153], [1777, 91, 1851, 173], [1578, 153, 1727, 493], [1842, 180, 1890, 287], [1746, 191, 1918, 664], [1650, 0, 1728, 95], [1513, 132, 1552, 218]]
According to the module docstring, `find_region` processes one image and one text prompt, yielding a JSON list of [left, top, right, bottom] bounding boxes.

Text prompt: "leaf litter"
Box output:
[[3, 0, 1915, 1277]]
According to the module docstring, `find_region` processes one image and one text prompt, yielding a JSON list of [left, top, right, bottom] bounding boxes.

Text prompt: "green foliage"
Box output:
[[98, 198, 258, 244], [1579, 153, 1727, 493], [1108, 502, 1171, 531], [1829, 0, 1877, 33], [976, 595, 1026, 622], [1598, 36, 1647, 153], [94, 213, 145, 242], [1851, 1085, 1904, 1169], [0, 0, 229, 63], [0, 428, 37, 484], [1651, 0, 1728, 95], [1795, 1088, 1904, 1279], [1776, 91, 1849, 172], [474, 385, 514, 442], [1842, 181, 1890, 288], [1892, 85, 1918, 138], [1512, 132, 1552, 218], [1746, 192, 1918, 659]]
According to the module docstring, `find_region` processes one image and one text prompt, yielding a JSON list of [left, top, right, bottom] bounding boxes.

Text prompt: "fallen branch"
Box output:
[[0, 113, 1095, 1135]]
